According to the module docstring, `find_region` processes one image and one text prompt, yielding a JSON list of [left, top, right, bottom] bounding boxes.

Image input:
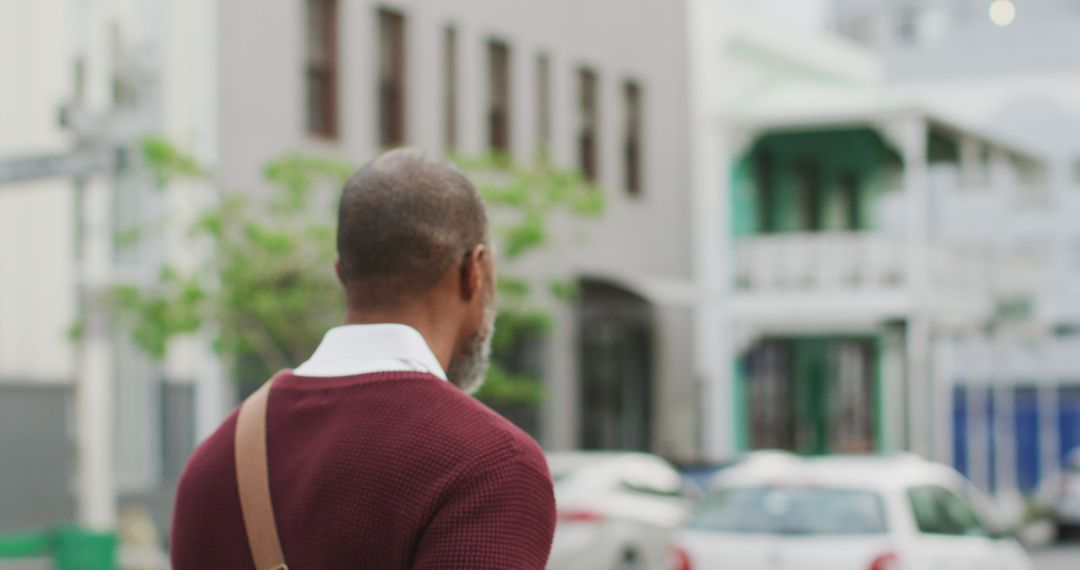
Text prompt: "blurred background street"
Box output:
[[3, 0, 1080, 568]]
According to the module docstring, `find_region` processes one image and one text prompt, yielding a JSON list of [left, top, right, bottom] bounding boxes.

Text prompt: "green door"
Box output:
[[792, 339, 830, 455]]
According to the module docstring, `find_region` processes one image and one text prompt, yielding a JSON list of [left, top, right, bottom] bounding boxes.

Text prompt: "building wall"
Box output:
[[216, 0, 696, 452], [0, 0, 78, 384], [217, 0, 693, 277]]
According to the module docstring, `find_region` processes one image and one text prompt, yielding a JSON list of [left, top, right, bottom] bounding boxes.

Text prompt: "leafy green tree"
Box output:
[[115, 140, 603, 406]]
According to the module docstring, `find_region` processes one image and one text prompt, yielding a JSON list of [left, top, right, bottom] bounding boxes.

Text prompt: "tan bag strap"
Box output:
[[235, 370, 290, 570]]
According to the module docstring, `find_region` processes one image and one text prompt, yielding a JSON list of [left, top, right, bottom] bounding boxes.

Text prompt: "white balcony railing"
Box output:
[[734, 233, 906, 294], [734, 232, 1045, 326]]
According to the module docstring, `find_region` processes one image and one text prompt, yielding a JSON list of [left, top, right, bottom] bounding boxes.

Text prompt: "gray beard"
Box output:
[[447, 298, 495, 394]]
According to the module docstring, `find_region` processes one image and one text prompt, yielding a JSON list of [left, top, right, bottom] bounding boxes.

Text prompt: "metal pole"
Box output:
[[899, 116, 931, 458], [74, 169, 116, 531], [687, 0, 735, 461]]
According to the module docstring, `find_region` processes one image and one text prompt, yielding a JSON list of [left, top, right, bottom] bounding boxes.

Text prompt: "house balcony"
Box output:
[[731, 232, 1039, 333]]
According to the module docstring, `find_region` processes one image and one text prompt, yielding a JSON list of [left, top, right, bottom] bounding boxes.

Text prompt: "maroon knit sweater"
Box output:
[[170, 371, 556, 569]]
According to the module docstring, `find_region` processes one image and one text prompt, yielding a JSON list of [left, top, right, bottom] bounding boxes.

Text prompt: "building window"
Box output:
[[829, 340, 875, 453], [305, 0, 338, 138], [579, 280, 655, 451], [487, 40, 512, 155], [746, 340, 794, 450], [623, 80, 643, 196], [840, 174, 861, 230], [578, 68, 599, 182], [537, 54, 551, 153], [378, 8, 407, 148], [443, 26, 458, 152], [796, 161, 822, 232], [754, 150, 776, 233]]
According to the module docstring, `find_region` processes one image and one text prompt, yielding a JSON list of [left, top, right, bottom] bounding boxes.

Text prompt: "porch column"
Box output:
[[896, 115, 933, 458], [687, 0, 735, 460], [880, 323, 907, 453], [992, 334, 1017, 495], [691, 123, 735, 461], [988, 148, 1016, 191], [1040, 341, 1062, 485], [959, 136, 983, 188], [968, 350, 991, 490], [932, 336, 955, 466]]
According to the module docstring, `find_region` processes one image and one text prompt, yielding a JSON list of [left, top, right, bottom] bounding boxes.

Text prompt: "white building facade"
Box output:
[[823, 0, 1080, 496]]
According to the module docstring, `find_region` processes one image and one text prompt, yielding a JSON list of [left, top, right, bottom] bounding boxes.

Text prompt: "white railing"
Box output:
[[734, 232, 1046, 325], [734, 233, 906, 294]]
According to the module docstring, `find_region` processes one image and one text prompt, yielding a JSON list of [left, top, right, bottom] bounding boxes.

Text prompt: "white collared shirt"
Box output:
[[293, 323, 448, 381]]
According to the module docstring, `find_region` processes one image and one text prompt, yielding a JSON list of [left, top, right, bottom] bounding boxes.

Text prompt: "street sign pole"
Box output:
[[0, 146, 121, 531], [73, 171, 116, 532]]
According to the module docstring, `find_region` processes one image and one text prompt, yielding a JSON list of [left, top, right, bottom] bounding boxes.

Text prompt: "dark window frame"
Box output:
[[305, 0, 339, 138], [536, 54, 552, 154], [623, 80, 643, 197], [442, 26, 458, 152], [578, 67, 599, 183], [377, 8, 407, 148], [487, 39, 512, 155], [754, 150, 776, 233], [839, 173, 861, 231], [796, 160, 823, 232]]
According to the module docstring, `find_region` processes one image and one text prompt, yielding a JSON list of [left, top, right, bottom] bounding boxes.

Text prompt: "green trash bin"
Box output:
[[52, 526, 117, 570]]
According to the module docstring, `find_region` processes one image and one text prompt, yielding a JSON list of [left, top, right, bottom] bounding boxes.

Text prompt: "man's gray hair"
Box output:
[[336, 148, 488, 309]]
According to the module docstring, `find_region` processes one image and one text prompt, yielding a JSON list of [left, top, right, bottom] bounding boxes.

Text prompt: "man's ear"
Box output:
[[459, 245, 488, 302], [334, 258, 343, 283]]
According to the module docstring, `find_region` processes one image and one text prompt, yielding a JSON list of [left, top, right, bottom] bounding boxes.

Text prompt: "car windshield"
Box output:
[[689, 486, 888, 535]]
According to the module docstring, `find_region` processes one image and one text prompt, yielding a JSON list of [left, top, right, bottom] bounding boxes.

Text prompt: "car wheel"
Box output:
[[615, 550, 644, 570]]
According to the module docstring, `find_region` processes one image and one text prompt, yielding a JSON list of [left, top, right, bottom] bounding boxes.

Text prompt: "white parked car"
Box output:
[[1051, 448, 1080, 538], [548, 452, 692, 570], [668, 453, 1033, 570]]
